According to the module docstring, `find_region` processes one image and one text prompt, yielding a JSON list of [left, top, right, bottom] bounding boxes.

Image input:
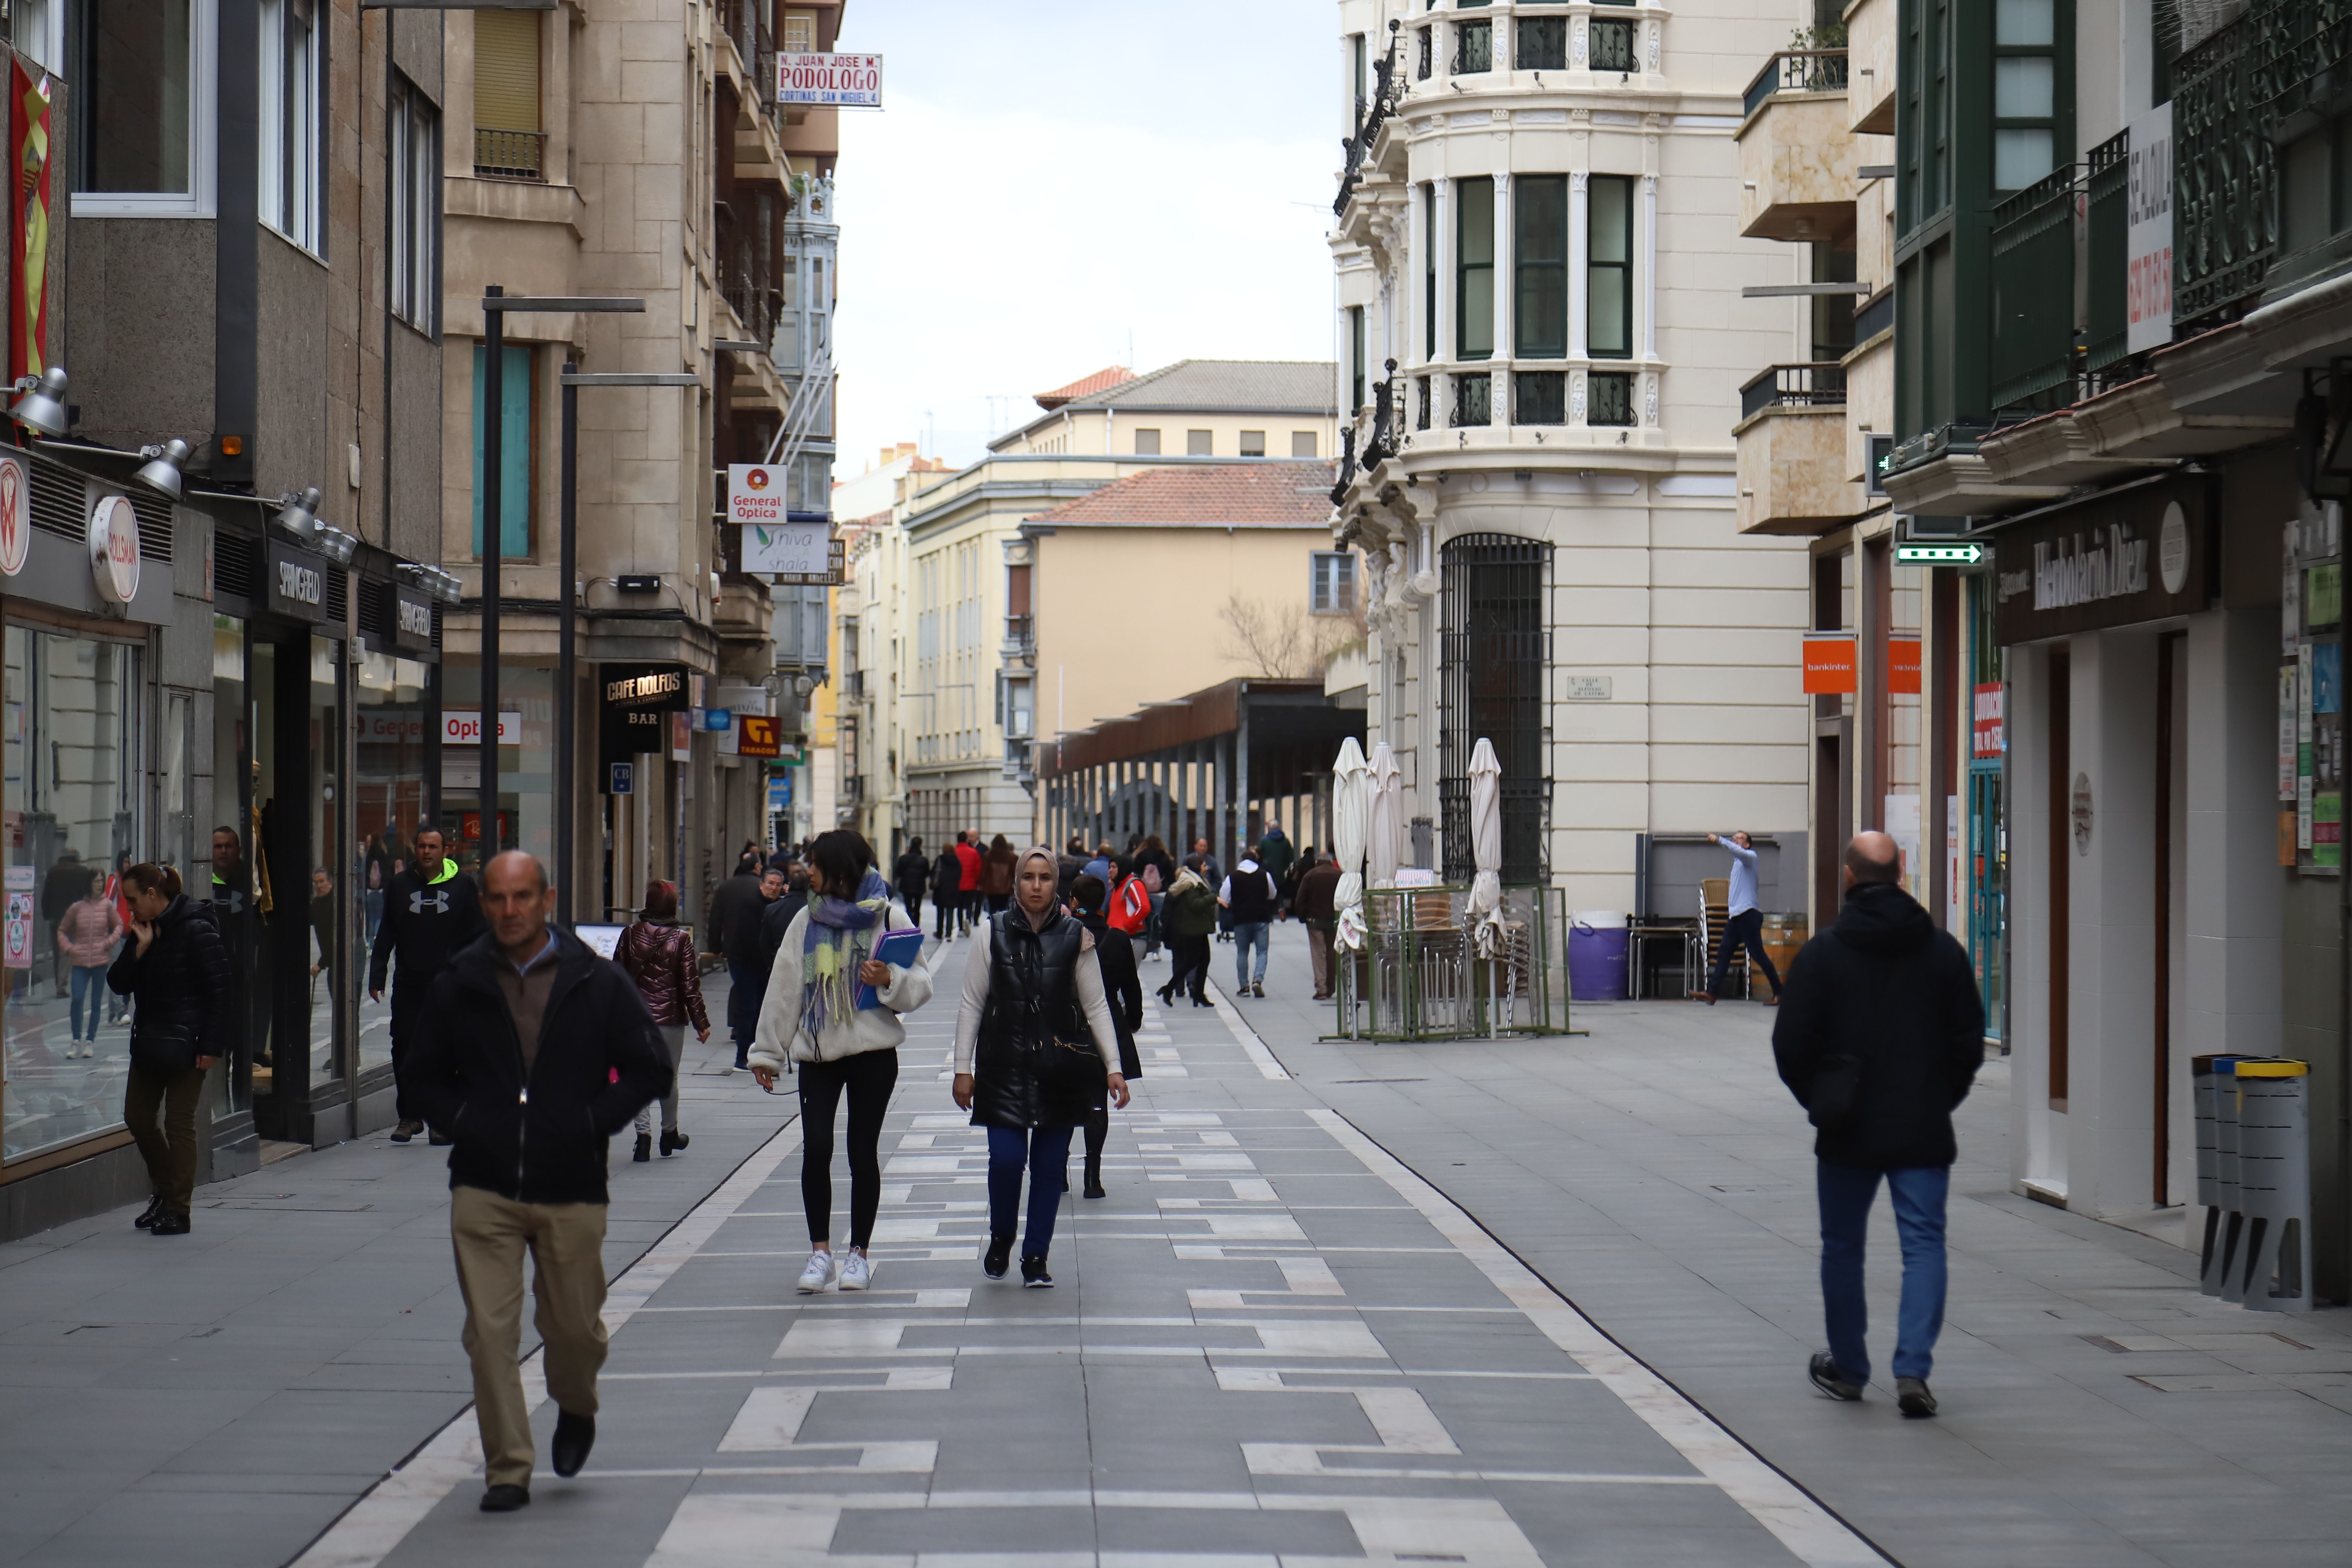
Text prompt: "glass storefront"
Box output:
[[355, 649, 427, 1073], [440, 658, 552, 873], [211, 614, 258, 1116], [0, 625, 144, 1164]]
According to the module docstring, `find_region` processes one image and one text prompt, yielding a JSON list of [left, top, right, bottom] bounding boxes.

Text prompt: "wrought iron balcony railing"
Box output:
[[1990, 164, 2080, 412], [1363, 363, 1399, 465], [1335, 21, 1404, 216], [2251, 0, 2352, 129], [1589, 371, 1635, 427], [473, 127, 545, 181], [1513, 371, 1566, 426], [1452, 372, 1492, 428], [2084, 131, 2130, 377], [1740, 363, 1848, 421], [1590, 18, 1640, 74], [2175, 13, 2278, 326], [1741, 49, 1849, 118]]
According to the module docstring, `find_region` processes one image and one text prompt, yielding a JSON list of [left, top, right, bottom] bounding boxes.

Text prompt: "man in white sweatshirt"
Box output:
[[1693, 831, 1782, 1005]]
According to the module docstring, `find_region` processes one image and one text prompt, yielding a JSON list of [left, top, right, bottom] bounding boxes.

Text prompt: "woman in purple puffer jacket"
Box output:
[[616, 880, 709, 1162]]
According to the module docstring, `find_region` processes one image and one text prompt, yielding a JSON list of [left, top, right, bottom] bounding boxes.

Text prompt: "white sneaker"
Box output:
[[838, 1250, 871, 1291], [796, 1249, 835, 1293]]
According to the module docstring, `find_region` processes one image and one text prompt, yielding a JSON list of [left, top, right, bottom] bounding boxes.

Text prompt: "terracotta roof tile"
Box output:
[[1027, 462, 1333, 530], [1034, 365, 1134, 410]]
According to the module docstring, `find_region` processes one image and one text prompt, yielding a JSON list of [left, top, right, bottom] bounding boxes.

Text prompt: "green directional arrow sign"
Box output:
[[1894, 542, 1984, 565]]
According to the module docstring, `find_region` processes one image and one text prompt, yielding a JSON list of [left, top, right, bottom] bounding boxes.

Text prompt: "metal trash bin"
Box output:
[[2233, 1059, 2314, 1312], [2192, 1055, 2252, 1298]]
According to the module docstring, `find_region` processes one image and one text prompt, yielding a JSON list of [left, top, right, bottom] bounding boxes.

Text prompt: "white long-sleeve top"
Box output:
[[952, 914, 1121, 1076], [749, 901, 934, 1068]]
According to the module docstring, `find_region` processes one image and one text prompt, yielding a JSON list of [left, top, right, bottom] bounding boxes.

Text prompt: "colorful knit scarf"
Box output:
[[800, 867, 891, 1036]]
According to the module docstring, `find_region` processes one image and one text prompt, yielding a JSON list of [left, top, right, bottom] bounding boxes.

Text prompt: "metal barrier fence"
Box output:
[[1332, 884, 1573, 1041]]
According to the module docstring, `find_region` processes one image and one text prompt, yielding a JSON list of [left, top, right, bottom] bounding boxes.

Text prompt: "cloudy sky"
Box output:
[[829, 0, 1338, 475]]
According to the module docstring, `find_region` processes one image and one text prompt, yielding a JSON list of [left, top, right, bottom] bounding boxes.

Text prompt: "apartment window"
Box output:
[[1423, 184, 1438, 359], [471, 343, 534, 558], [1901, 0, 1954, 226], [1591, 16, 1639, 73], [782, 10, 816, 52], [9, 0, 63, 72], [1517, 16, 1567, 70], [76, 0, 214, 214], [1311, 552, 1357, 615], [1350, 304, 1366, 411], [1992, 0, 2062, 191], [259, 0, 323, 252], [1590, 371, 1634, 426], [1588, 175, 1634, 359], [1513, 371, 1566, 426], [1352, 32, 1368, 124], [1134, 427, 1161, 454], [473, 7, 544, 181], [1515, 174, 1568, 358], [1416, 376, 1431, 429], [1240, 430, 1266, 457], [1452, 372, 1492, 427], [1454, 18, 1492, 74], [1187, 430, 1213, 456], [389, 77, 438, 332], [1291, 430, 1318, 457], [1456, 175, 1494, 360]]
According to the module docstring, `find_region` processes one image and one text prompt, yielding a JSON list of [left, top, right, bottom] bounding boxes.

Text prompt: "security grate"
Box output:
[[214, 532, 259, 600], [26, 461, 82, 542], [127, 488, 173, 562], [1439, 533, 1550, 884], [326, 567, 348, 624]]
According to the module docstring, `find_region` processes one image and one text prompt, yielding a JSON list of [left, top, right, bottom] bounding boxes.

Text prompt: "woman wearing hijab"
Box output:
[[953, 847, 1130, 1285], [1069, 874, 1142, 1200], [616, 879, 709, 1161], [751, 830, 931, 1294]]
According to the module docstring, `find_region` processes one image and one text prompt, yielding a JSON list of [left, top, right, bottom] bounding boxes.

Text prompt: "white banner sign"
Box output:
[[443, 710, 522, 746], [743, 518, 831, 576], [776, 51, 883, 108], [2125, 100, 2173, 356]]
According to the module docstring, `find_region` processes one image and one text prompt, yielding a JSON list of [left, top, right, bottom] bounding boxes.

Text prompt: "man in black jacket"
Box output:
[[724, 865, 785, 1069], [368, 826, 485, 1144], [1772, 831, 1984, 1420], [409, 851, 670, 1513], [893, 838, 929, 929]]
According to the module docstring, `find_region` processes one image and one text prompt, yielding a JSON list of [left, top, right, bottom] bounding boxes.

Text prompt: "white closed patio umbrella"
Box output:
[[1367, 741, 1403, 888], [1331, 737, 1369, 951], [1466, 737, 1504, 956]]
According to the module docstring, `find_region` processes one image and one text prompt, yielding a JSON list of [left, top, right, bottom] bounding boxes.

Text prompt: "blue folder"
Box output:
[[856, 928, 926, 1009]]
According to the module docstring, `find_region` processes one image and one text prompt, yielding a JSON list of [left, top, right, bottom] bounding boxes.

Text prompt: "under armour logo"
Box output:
[[213, 891, 245, 914], [410, 890, 450, 914]]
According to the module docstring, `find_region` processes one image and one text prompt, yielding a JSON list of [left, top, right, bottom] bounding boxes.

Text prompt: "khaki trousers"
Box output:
[[126, 1063, 207, 1219], [449, 1185, 609, 1489], [1306, 923, 1337, 998]]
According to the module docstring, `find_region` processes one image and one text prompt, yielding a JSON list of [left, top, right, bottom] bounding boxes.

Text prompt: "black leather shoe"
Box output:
[[133, 1195, 163, 1230], [632, 1133, 652, 1163], [149, 1211, 190, 1236], [1155, 986, 1174, 1006], [479, 1483, 530, 1512], [1896, 1377, 1937, 1418], [1083, 1177, 1108, 1200], [1808, 1352, 1862, 1402], [660, 1128, 688, 1156], [428, 1131, 452, 1146], [1021, 1255, 1054, 1288], [983, 1235, 1013, 1280], [551, 1409, 595, 1477]]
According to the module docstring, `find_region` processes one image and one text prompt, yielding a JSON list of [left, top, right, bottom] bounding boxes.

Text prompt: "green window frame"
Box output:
[[1349, 305, 1366, 412], [1587, 174, 1634, 360], [1990, 0, 2068, 193], [1424, 184, 1438, 359], [470, 342, 533, 559], [1456, 175, 1494, 361], [1514, 174, 1568, 358]]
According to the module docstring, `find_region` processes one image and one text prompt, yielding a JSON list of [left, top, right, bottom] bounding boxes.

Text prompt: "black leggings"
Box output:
[[798, 1048, 900, 1248]]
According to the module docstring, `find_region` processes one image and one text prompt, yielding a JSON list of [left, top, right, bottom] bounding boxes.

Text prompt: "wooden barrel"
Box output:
[[1752, 913, 1807, 992]]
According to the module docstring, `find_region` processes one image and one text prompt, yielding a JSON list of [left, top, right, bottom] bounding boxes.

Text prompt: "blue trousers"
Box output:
[[69, 964, 107, 1041], [1818, 1162, 1950, 1384], [987, 1124, 1075, 1259], [727, 958, 764, 1048], [1233, 921, 1270, 986]]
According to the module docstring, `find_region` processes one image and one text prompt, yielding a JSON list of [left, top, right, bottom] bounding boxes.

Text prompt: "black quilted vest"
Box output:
[[971, 906, 1100, 1129]]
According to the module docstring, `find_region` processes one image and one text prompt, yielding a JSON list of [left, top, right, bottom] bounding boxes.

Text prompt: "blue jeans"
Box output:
[[70, 964, 107, 1041], [1818, 1162, 1950, 1383], [1233, 921, 1270, 987], [727, 958, 765, 1050], [987, 1124, 1075, 1258]]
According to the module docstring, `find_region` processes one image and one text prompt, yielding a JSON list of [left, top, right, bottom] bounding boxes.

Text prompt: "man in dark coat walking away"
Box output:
[[1772, 831, 1984, 1419], [409, 851, 671, 1513], [369, 825, 485, 1144], [893, 837, 930, 929], [930, 840, 964, 940], [722, 865, 785, 1071], [1292, 853, 1342, 1000]]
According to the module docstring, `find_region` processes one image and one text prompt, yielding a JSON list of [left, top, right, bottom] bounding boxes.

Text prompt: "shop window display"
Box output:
[[355, 649, 427, 1072], [2, 628, 143, 1162]]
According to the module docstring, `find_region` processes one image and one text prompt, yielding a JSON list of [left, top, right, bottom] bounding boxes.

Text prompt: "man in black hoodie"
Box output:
[[369, 826, 485, 1144], [409, 851, 670, 1514], [1772, 831, 1984, 1420]]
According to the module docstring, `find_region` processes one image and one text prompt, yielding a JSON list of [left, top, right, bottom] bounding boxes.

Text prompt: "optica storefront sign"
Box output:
[[443, 710, 521, 745], [776, 51, 883, 108]]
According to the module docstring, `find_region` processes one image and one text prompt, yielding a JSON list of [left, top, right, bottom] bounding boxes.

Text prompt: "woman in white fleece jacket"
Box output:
[[750, 830, 932, 1293]]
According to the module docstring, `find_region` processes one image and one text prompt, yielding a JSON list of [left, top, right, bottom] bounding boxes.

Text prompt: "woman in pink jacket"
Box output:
[[57, 870, 124, 1056]]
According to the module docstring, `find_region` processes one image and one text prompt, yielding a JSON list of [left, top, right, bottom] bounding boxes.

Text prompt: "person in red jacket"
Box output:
[[616, 880, 709, 1162], [952, 830, 985, 936]]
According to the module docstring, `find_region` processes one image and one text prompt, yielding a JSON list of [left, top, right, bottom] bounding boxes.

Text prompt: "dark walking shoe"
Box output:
[[428, 1131, 452, 1146], [134, 1195, 164, 1230], [551, 1409, 595, 1476], [983, 1235, 1014, 1280], [479, 1484, 530, 1513], [632, 1133, 652, 1163], [1021, 1255, 1054, 1288], [1807, 1352, 1862, 1401], [1155, 986, 1174, 1006], [389, 1119, 422, 1143], [149, 1212, 191, 1237], [1689, 992, 1717, 1006], [660, 1128, 688, 1156], [1083, 1167, 1107, 1200], [1896, 1377, 1937, 1418]]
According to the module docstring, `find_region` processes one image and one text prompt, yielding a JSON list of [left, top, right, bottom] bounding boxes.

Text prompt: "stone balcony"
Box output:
[[1736, 51, 1854, 243], [1733, 364, 1853, 534]]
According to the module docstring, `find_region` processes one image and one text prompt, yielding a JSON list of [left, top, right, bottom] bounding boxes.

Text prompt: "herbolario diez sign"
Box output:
[[1993, 476, 2211, 645]]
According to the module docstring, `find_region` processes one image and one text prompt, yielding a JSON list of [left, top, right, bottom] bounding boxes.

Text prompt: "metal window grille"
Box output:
[[1590, 18, 1638, 72], [1516, 16, 1566, 70], [1417, 26, 1433, 79], [1439, 534, 1550, 885], [473, 127, 544, 181], [1454, 19, 1492, 74], [1416, 376, 1432, 430], [1513, 371, 1566, 426], [1452, 372, 1492, 427], [1589, 371, 1634, 426]]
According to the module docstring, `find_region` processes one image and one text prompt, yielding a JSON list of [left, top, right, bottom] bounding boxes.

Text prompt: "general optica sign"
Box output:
[[776, 51, 883, 108]]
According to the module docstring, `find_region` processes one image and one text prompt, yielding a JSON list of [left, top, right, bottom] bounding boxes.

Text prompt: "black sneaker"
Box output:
[[551, 1409, 595, 1476], [479, 1484, 530, 1513], [1896, 1377, 1937, 1418], [1808, 1352, 1862, 1402], [133, 1195, 163, 1230], [983, 1235, 1014, 1280], [149, 1211, 191, 1237], [1021, 1255, 1054, 1288]]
